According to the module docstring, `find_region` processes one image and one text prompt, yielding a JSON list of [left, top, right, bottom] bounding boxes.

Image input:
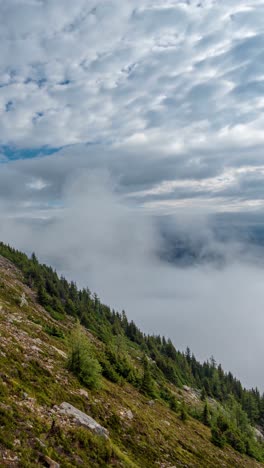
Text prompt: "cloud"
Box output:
[[0, 0, 263, 156], [1, 0, 264, 390], [1, 164, 264, 390]]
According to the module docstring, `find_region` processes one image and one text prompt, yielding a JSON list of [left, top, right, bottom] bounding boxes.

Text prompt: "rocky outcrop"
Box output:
[[55, 402, 109, 438]]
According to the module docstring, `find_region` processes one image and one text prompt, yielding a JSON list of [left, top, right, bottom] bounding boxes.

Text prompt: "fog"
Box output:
[[1, 169, 264, 390]]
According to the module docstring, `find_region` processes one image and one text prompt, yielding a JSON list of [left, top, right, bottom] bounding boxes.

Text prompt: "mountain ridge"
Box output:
[[0, 245, 264, 466]]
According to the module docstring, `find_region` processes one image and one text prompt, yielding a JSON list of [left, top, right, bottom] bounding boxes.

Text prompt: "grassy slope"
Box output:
[[0, 255, 262, 468]]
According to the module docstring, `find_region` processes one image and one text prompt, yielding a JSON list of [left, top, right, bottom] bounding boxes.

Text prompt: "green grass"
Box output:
[[0, 256, 263, 467]]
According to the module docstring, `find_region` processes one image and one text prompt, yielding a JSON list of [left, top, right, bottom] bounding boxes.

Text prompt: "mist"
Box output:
[[1, 167, 264, 390]]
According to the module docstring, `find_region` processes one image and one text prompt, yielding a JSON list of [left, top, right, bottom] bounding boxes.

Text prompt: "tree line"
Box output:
[[0, 241, 263, 430]]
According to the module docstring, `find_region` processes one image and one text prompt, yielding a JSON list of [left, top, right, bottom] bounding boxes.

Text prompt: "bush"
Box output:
[[44, 324, 65, 339], [225, 429, 246, 454], [180, 403, 188, 422], [70, 427, 113, 464], [170, 396, 178, 412], [211, 427, 225, 448], [67, 323, 102, 389], [99, 357, 121, 383]]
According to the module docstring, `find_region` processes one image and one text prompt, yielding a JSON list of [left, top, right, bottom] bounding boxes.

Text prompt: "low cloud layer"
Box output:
[[1, 161, 264, 390]]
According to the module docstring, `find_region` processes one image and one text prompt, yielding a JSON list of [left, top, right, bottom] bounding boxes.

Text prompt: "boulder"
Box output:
[[55, 402, 109, 438]]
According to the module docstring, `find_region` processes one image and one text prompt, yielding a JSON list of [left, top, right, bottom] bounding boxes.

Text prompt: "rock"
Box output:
[[55, 402, 109, 438], [254, 427, 264, 441], [163, 420, 170, 426], [120, 409, 134, 420], [20, 292, 28, 307], [79, 389, 89, 399], [52, 346, 67, 359], [44, 455, 60, 467], [147, 400, 155, 406]]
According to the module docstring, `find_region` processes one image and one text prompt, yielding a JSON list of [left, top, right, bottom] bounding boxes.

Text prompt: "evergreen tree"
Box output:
[[201, 388, 206, 401], [180, 402, 188, 422], [67, 322, 102, 389], [141, 357, 155, 397], [202, 401, 210, 426]]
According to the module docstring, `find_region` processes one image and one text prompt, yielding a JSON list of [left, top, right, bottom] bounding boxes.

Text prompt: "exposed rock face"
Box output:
[[55, 402, 109, 438]]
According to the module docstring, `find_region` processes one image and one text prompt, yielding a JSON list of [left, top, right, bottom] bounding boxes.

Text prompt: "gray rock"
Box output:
[[56, 402, 109, 438], [120, 408, 134, 420], [254, 427, 264, 441], [20, 292, 28, 308], [44, 455, 60, 468], [79, 389, 89, 399], [183, 385, 191, 392], [147, 400, 155, 406]]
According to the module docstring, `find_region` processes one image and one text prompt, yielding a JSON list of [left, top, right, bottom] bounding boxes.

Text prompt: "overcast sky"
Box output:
[[1, 0, 264, 389]]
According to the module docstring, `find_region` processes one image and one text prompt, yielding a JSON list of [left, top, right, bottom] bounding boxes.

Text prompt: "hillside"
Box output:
[[0, 248, 264, 467]]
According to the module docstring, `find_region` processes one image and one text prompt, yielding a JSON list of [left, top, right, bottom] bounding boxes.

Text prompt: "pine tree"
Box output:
[[201, 388, 206, 401], [202, 401, 210, 426], [141, 357, 155, 397], [67, 322, 102, 389], [180, 402, 188, 422]]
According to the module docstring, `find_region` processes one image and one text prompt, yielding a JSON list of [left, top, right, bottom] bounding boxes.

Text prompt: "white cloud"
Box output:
[[1, 0, 264, 389], [0, 0, 263, 156], [1, 167, 264, 389], [26, 178, 47, 190]]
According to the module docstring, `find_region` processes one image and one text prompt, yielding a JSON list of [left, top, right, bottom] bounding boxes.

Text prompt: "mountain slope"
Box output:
[[0, 253, 263, 467]]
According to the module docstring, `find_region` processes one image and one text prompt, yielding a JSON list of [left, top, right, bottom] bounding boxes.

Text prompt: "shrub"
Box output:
[[67, 323, 102, 389], [225, 429, 246, 454], [180, 403, 188, 422], [44, 324, 65, 339], [170, 396, 178, 412], [100, 357, 121, 383], [211, 427, 226, 448]]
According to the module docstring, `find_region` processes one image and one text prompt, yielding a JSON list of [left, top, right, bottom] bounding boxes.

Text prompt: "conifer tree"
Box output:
[[180, 402, 188, 422], [202, 401, 210, 426], [141, 356, 155, 397], [67, 322, 102, 389]]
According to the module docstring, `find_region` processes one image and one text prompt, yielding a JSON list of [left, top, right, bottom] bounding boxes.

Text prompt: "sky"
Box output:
[[1, 0, 264, 389]]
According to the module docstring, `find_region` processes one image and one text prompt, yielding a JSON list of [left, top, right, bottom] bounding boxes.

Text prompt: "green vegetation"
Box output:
[[202, 400, 210, 426], [0, 241, 264, 466], [67, 322, 102, 389], [140, 357, 156, 397]]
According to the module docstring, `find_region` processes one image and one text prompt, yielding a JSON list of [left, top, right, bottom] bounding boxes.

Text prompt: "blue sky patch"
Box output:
[[1, 146, 61, 162]]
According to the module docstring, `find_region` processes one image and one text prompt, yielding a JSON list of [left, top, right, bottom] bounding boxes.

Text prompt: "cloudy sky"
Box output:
[[1, 0, 264, 389]]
